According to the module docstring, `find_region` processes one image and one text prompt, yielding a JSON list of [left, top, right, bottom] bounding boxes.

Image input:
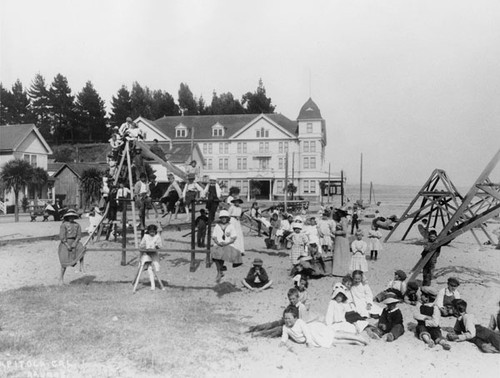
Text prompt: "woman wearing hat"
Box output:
[[331, 208, 350, 276], [58, 210, 86, 284], [241, 258, 273, 292], [211, 210, 243, 282], [228, 197, 245, 255]]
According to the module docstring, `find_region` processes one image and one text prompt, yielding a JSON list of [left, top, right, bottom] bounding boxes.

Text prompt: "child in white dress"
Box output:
[[350, 230, 368, 273], [351, 270, 382, 318], [139, 224, 164, 291]]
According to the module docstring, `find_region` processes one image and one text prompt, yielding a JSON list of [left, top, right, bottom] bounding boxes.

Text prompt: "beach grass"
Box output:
[[0, 282, 247, 377]]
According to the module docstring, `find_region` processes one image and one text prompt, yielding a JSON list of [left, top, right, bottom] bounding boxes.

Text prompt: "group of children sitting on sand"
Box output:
[[246, 268, 500, 353]]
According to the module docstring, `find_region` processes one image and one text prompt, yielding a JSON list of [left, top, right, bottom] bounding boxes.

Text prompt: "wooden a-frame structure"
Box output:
[[406, 149, 500, 282], [384, 169, 494, 246]]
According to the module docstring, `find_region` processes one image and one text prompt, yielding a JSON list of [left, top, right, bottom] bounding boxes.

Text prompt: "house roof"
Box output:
[[0, 124, 52, 154], [160, 143, 204, 164], [53, 163, 108, 178], [150, 113, 298, 140], [297, 98, 322, 120]]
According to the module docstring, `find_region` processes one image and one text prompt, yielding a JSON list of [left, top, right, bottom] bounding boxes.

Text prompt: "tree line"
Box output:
[[1, 74, 276, 144]]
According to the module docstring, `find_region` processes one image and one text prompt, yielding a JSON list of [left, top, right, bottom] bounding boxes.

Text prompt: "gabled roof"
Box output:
[[161, 143, 204, 164], [151, 113, 297, 140], [0, 124, 52, 154], [297, 98, 322, 120], [53, 163, 108, 178], [229, 114, 297, 139]]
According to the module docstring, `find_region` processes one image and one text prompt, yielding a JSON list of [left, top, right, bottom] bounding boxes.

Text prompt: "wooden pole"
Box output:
[[291, 152, 295, 201], [341, 170, 345, 206], [125, 145, 139, 249], [359, 153, 363, 202], [206, 217, 212, 268], [369, 182, 373, 204], [190, 200, 196, 272], [121, 199, 127, 266], [328, 163, 331, 204], [284, 151, 288, 213]]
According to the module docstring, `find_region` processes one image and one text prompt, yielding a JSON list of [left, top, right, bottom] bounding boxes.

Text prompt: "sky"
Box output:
[[2, 0, 500, 188]]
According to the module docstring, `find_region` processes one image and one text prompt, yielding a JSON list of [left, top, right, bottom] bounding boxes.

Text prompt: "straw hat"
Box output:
[[231, 198, 244, 204], [291, 222, 303, 230], [382, 297, 400, 305], [252, 258, 263, 266], [63, 209, 79, 219], [219, 210, 230, 219]]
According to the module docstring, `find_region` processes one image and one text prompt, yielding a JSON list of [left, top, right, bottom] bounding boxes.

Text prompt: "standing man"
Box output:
[[201, 176, 221, 223]]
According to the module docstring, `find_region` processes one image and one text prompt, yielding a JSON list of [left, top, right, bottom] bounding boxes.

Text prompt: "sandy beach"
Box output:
[[0, 200, 499, 377]]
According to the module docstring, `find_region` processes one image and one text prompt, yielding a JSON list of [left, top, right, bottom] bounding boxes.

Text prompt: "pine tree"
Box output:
[[150, 89, 180, 119], [0, 83, 14, 125], [10, 79, 34, 123], [49, 74, 74, 144], [208, 91, 245, 115], [74, 81, 107, 142], [242, 79, 275, 114], [110, 85, 132, 126], [178, 83, 198, 115], [130, 82, 153, 119], [28, 73, 52, 140]]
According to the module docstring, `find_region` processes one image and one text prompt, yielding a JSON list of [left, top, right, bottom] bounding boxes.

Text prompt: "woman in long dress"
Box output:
[[211, 210, 243, 282], [331, 209, 351, 277], [58, 209, 86, 284], [228, 198, 245, 256]]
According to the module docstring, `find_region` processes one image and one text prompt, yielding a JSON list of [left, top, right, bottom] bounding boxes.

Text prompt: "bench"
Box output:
[[30, 211, 50, 222]]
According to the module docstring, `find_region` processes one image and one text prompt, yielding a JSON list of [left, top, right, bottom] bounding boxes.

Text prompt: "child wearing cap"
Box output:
[[242, 258, 273, 292], [448, 299, 500, 353], [414, 286, 451, 350], [138, 224, 164, 291], [195, 209, 208, 248], [436, 277, 461, 316], [366, 298, 404, 342], [374, 270, 408, 303], [350, 230, 368, 273], [286, 222, 309, 268]]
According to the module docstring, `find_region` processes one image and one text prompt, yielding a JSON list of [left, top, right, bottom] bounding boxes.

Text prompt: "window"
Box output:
[[237, 158, 247, 170], [23, 154, 37, 167], [310, 141, 316, 153], [208, 143, 212, 154], [284, 142, 288, 152], [259, 142, 269, 153], [237, 142, 242, 154], [176, 128, 187, 137], [303, 180, 317, 194], [203, 143, 213, 154], [279, 141, 289, 153], [277, 180, 283, 193], [206, 158, 213, 170], [218, 158, 228, 170], [278, 157, 284, 169], [303, 141, 309, 152], [221, 180, 229, 193], [242, 180, 248, 194], [256, 127, 269, 138], [306, 123, 313, 133], [310, 157, 316, 169], [303, 157, 309, 169], [219, 143, 228, 154], [279, 142, 283, 153], [242, 142, 247, 153], [259, 159, 269, 169], [212, 127, 224, 137]]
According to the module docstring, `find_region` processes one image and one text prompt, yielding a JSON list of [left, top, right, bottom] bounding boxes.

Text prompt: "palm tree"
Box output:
[[30, 167, 49, 208], [0, 159, 34, 222], [80, 168, 103, 208]]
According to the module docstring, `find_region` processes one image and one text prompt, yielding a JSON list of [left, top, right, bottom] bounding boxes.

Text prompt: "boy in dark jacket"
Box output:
[[367, 297, 404, 342]]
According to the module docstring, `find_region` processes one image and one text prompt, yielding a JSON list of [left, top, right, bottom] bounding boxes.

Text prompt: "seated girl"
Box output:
[[436, 277, 461, 317], [414, 286, 451, 350], [325, 287, 360, 334], [374, 269, 407, 302], [293, 274, 310, 309], [280, 306, 368, 348], [448, 299, 500, 353], [351, 270, 382, 318]]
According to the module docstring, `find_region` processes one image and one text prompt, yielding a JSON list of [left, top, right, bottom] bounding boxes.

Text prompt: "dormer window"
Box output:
[[175, 124, 188, 138], [306, 123, 313, 133], [212, 123, 225, 137]]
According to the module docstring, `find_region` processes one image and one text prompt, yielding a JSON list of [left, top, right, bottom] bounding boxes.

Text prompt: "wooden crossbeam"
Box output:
[[85, 248, 210, 254]]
